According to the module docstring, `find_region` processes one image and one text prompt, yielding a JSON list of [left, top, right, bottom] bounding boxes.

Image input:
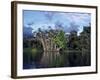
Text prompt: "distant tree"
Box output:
[[68, 31, 80, 50], [79, 27, 91, 50]]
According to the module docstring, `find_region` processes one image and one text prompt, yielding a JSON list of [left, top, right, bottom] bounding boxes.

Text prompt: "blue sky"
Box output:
[[23, 10, 91, 35]]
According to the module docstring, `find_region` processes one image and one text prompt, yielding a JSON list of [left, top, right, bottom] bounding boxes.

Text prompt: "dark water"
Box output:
[[23, 51, 90, 69]]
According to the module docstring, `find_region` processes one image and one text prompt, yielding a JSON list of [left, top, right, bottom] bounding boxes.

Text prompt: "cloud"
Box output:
[[24, 11, 91, 34], [58, 12, 91, 26], [56, 12, 91, 33], [31, 23, 55, 33], [62, 22, 79, 34]]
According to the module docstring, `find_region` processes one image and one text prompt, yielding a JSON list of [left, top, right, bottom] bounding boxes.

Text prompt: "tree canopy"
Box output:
[[52, 30, 67, 49]]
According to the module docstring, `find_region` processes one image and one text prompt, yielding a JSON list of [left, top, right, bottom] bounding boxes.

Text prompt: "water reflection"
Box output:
[[40, 51, 60, 68], [23, 51, 90, 69]]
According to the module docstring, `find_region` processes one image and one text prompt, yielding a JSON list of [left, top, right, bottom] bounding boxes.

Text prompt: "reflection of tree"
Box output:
[[40, 51, 60, 67]]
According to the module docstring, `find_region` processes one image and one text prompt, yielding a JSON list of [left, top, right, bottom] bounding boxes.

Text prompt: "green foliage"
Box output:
[[68, 28, 90, 50], [52, 30, 67, 49], [79, 27, 90, 50]]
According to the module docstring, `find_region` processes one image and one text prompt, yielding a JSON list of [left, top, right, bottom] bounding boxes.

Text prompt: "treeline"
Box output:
[[23, 26, 90, 52], [67, 27, 90, 51]]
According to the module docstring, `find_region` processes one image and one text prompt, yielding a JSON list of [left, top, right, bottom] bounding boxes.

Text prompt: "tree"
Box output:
[[52, 30, 67, 49], [68, 31, 80, 50], [79, 27, 91, 50]]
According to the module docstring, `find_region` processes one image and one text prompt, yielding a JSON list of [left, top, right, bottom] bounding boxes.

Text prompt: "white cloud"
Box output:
[[58, 12, 91, 26]]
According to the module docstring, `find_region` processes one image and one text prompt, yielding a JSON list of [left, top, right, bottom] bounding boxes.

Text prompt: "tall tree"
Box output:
[[52, 30, 67, 49]]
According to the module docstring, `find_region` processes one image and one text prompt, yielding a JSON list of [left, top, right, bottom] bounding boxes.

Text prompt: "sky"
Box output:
[[23, 10, 91, 35]]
